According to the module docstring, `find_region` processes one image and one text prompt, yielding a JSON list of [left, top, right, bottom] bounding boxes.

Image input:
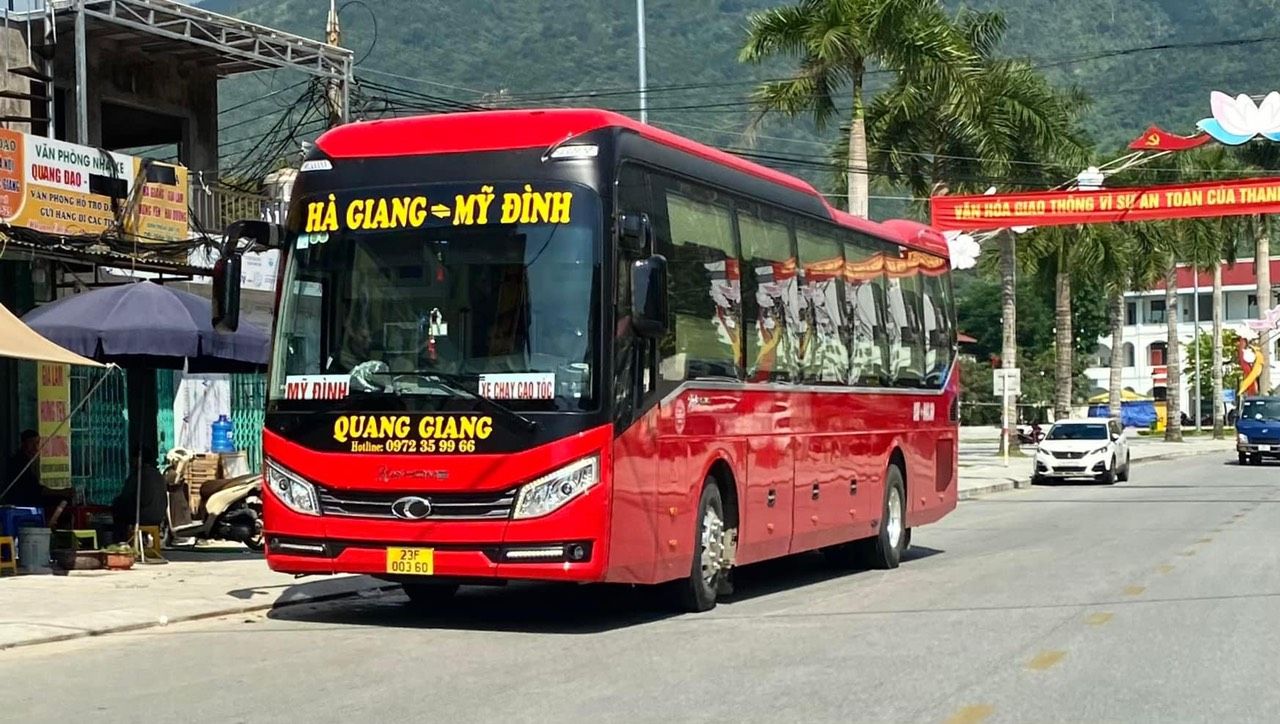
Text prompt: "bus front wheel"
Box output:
[[671, 481, 726, 613]]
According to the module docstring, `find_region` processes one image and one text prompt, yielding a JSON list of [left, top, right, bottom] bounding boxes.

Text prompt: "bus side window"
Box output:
[[887, 249, 928, 388], [739, 206, 799, 383], [844, 234, 888, 387], [919, 255, 954, 388], [651, 178, 743, 382], [796, 225, 849, 385]]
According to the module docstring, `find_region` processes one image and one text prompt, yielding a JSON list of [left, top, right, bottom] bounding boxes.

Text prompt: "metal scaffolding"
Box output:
[[4, 0, 353, 142]]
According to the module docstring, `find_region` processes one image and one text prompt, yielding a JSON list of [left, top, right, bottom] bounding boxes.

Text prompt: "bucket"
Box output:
[[17, 527, 52, 573]]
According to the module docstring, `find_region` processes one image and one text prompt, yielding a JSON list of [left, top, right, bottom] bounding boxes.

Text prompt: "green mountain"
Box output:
[[204, 0, 1280, 216]]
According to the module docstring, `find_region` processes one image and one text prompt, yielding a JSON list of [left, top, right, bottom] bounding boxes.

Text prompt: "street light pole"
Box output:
[[637, 0, 648, 124]]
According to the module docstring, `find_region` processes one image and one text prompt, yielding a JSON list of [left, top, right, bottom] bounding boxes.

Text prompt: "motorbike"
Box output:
[[162, 448, 264, 551], [1016, 424, 1044, 445]]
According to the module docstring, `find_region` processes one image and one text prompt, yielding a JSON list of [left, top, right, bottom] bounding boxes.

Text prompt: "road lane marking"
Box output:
[[1156, 564, 1174, 574], [1028, 650, 1067, 670], [1123, 585, 1146, 596], [1085, 612, 1113, 626], [945, 704, 994, 724]]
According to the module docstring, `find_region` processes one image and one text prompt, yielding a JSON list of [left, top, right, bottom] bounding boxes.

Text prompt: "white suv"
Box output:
[[1033, 418, 1130, 485]]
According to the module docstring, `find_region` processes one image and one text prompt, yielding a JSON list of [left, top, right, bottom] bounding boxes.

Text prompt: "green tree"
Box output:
[[1184, 329, 1242, 421], [739, 0, 972, 217], [846, 10, 1089, 447], [1175, 146, 1245, 438], [1022, 223, 1115, 419]]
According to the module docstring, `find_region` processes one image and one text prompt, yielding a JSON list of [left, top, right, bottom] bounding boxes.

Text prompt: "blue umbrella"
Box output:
[[22, 280, 268, 371]]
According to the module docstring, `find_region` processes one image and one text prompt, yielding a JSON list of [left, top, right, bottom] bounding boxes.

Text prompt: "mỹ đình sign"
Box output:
[[930, 176, 1280, 232]]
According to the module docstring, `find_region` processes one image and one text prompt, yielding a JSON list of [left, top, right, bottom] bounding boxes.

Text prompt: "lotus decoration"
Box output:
[[1197, 91, 1280, 145], [944, 231, 980, 270]]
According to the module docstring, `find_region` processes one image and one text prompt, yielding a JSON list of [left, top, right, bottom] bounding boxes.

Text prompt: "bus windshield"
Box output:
[[269, 182, 601, 411]]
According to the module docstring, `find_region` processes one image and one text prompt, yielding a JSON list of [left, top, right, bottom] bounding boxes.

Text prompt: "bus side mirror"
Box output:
[[224, 219, 285, 252], [212, 219, 284, 333], [212, 255, 242, 333], [631, 254, 668, 339], [618, 212, 652, 255]]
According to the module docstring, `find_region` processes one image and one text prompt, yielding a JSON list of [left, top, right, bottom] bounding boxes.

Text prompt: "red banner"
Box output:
[[930, 176, 1280, 232]]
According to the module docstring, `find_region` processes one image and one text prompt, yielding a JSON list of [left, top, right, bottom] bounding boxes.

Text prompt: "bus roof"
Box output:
[[314, 108, 948, 257]]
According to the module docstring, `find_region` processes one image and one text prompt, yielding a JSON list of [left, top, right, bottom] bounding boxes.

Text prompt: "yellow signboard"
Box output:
[[36, 362, 71, 490], [0, 128, 188, 242]]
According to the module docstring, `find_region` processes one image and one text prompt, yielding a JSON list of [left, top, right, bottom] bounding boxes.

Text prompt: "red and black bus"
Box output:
[[217, 108, 958, 611]]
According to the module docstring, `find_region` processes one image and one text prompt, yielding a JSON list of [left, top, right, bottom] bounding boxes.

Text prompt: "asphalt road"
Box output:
[[5, 452, 1279, 723]]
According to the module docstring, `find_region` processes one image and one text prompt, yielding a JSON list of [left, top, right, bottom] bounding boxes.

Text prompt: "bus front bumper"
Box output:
[[262, 487, 610, 584]]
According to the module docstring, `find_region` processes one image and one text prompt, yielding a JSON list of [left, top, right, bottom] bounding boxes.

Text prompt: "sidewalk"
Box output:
[[958, 432, 1236, 500], [0, 546, 390, 651]]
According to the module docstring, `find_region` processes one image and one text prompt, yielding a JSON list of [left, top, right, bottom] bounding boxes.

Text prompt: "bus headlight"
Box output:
[[513, 456, 599, 520], [1238, 433, 1249, 444], [265, 460, 321, 516]]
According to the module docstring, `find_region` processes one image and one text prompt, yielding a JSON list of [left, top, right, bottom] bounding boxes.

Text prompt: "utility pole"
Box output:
[[636, 0, 647, 124], [325, 0, 344, 128]]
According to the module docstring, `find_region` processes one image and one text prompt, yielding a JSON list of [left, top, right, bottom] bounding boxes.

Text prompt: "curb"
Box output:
[[958, 445, 1232, 500], [0, 580, 399, 652]]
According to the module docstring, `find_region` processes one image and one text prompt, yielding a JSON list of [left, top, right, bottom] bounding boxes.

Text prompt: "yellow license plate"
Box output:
[[386, 547, 434, 575]]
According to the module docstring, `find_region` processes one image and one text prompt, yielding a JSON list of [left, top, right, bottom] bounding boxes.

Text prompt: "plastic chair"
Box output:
[[53, 529, 99, 551], [0, 536, 16, 576]]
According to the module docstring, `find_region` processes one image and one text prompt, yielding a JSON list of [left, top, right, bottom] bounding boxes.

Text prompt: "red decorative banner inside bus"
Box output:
[[930, 176, 1280, 232]]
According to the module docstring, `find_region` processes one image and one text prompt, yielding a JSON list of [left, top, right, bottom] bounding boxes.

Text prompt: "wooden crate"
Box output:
[[185, 454, 221, 511]]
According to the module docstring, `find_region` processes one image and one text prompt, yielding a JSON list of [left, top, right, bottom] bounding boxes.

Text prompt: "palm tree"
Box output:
[[827, 9, 1088, 448], [740, 0, 972, 217], [1023, 224, 1116, 421], [1091, 224, 1135, 421], [1126, 220, 1181, 440], [1163, 250, 1183, 442]]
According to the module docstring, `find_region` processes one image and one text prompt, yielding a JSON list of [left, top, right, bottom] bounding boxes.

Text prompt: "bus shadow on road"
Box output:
[[721, 546, 945, 606], [265, 547, 946, 634]]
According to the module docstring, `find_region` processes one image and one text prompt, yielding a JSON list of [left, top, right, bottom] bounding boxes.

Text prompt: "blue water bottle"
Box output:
[[211, 414, 236, 453]]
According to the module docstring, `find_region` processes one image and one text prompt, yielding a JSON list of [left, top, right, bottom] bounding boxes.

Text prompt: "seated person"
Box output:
[[1, 430, 72, 519], [111, 445, 168, 543]]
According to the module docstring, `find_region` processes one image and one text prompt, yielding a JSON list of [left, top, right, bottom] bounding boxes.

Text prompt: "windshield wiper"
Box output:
[[408, 372, 540, 433], [347, 361, 539, 432]]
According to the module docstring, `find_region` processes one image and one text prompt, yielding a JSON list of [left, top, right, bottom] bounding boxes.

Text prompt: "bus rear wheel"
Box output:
[[671, 481, 726, 613], [861, 464, 908, 570]]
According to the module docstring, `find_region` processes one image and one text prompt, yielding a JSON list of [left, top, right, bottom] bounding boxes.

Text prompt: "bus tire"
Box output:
[[859, 464, 907, 570], [672, 481, 726, 613], [402, 582, 459, 608]]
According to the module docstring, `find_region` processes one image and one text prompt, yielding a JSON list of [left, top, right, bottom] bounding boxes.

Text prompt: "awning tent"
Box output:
[[1087, 389, 1149, 404], [0, 301, 104, 367]]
